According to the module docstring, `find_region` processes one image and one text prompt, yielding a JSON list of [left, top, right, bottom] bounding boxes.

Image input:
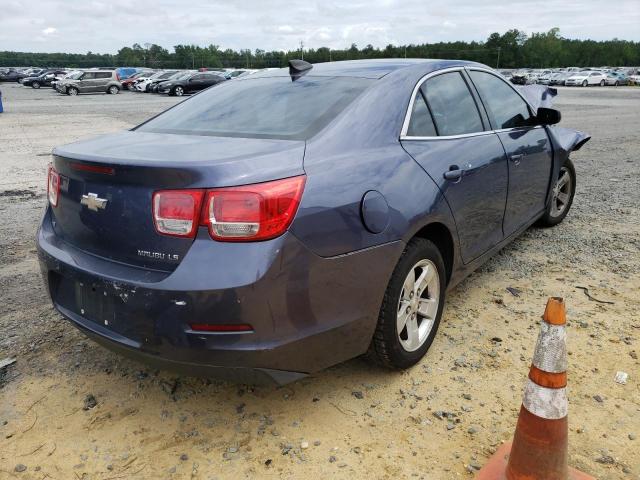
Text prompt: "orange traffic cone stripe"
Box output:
[[528, 365, 567, 389]]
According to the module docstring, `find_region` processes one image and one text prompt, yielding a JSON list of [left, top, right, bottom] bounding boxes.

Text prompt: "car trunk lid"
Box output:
[[50, 131, 305, 271]]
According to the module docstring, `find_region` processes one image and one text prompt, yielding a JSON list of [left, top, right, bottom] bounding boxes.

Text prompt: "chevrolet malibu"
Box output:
[[38, 59, 590, 384]]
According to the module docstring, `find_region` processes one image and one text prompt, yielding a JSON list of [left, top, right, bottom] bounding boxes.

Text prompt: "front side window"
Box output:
[[406, 92, 437, 136], [81, 72, 96, 80], [422, 72, 483, 136], [137, 76, 373, 141], [469, 70, 533, 129]]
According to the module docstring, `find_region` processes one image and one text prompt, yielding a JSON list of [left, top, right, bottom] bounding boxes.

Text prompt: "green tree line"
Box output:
[[1, 29, 638, 69]]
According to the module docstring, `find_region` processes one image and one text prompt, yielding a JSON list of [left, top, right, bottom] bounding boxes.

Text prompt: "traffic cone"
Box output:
[[476, 297, 594, 480]]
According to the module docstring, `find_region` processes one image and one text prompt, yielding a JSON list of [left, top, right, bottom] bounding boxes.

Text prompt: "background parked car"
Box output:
[[22, 70, 68, 88], [605, 72, 628, 86], [147, 71, 190, 92], [135, 70, 176, 92], [121, 71, 153, 90], [537, 72, 552, 85], [549, 72, 570, 85], [510, 71, 533, 85], [565, 71, 607, 86], [0, 69, 28, 82], [157, 71, 226, 96], [55, 69, 121, 95], [115, 67, 139, 81]]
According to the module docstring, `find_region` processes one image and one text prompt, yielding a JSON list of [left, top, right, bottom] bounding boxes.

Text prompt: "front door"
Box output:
[[401, 70, 508, 264], [467, 69, 553, 236], [78, 72, 97, 92]]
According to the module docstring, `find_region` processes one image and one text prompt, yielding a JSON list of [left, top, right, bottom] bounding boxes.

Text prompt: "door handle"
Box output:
[[443, 167, 463, 181], [510, 154, 524, 165]]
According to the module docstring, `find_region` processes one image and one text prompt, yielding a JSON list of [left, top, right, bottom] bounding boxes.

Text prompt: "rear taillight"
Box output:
[[47, 165, 60, 207], [201, 176, 305, 241], [152, 190, 204, 238], [151, 176, 305, 241]]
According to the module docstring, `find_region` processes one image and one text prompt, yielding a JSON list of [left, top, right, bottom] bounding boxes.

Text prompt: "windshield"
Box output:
[[148, 71, 168, 80], [137, 76, 373, 141], [174, 72, 193, 81], [167, 71, 187, 80], [66, 71, 83, 80]]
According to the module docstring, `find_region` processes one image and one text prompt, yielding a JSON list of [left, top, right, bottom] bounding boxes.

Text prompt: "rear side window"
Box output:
[[96, 72, 112, 79], [407, 92, 437, 137], [469, 71, 533, 129], [137, 76, 373, 140], [422, 72, 483, 136]]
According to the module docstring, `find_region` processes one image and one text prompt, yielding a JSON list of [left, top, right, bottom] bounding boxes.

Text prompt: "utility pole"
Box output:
[[404, 46, 407, 59], [496, 47, 501, 69], [300, 40, 304, 60], [329, 49, 332, 62]]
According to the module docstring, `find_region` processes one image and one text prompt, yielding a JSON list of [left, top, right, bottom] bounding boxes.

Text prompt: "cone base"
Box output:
[[475, 442, 595, 480]]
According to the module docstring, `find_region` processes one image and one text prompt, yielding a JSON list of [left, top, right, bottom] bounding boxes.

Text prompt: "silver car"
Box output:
[[55, 70, 121, 95]]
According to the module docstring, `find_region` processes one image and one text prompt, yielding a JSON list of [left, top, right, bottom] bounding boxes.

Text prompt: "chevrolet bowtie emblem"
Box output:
[[80, 193, 108, 211]]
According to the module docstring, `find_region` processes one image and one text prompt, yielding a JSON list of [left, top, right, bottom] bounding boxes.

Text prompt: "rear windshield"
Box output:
[[136, 76, 373, 140]]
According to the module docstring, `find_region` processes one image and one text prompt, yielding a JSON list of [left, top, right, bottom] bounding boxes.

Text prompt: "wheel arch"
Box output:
[[411, 222, 454, 285]]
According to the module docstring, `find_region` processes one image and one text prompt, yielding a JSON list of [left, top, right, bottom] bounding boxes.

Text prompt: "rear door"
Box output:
[[94, 72, 112, 92], [400, 69, 509, 263], [186, 74, 206, 92], [467, 69, 553, 236]]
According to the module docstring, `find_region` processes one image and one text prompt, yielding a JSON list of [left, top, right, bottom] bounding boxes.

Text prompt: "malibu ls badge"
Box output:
[[137, 250, 180, 261], [81, 192, 108, 211]]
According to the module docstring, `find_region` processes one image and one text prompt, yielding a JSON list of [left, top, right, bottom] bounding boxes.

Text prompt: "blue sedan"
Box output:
[[37, 59, 590, 384]]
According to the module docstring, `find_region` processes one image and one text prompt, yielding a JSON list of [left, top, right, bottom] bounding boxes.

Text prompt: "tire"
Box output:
[[600, 79, 605, 87], [67, 87, 79, 96], [32, 81, 40, 89], [537, 158, 576, 227], [368, 238, 446, 369], [107, 85, 119, 95], [582, 80, 588, 87], [174, 86, 184, 97]]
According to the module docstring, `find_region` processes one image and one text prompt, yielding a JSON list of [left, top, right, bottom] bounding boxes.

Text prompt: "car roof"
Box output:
[[251, 59, 484, 80]]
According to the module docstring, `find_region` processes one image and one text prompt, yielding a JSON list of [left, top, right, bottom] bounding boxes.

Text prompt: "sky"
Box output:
[[2, 0, 639, 54]]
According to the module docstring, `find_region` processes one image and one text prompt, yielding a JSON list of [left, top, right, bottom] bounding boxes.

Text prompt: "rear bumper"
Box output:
[[37, 207, 402, 384]]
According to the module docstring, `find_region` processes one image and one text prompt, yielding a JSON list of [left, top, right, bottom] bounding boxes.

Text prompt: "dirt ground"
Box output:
[[0, 83, 638, 480]]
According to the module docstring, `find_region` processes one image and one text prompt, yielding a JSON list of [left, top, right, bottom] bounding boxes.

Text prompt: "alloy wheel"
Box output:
[[396, 259, 440, 352], [33, 82, 40, 89], [550, 166, 572, 218], [174, 86, 184, 96], [68, 87, 78, 96]]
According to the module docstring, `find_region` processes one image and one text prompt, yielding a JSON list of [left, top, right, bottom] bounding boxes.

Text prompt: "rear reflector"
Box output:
[[189, 323, 253, 332], [152, 190, 204, 237], [202, 175, 306, 241], [47, 165, 60, 207]]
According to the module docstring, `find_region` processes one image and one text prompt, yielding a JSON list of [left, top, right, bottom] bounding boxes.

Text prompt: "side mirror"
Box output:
[[536, 107, 561, 125]]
